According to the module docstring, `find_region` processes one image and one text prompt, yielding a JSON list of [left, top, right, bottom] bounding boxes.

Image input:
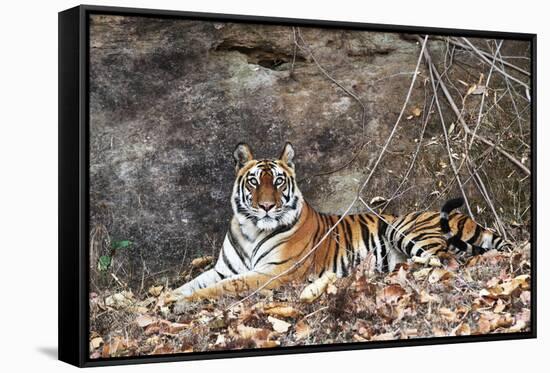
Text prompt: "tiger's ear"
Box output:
[[279, 142, 295, 169], [233, 143, 254, 171]]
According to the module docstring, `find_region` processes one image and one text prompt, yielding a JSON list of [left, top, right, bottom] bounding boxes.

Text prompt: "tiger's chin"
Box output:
[[255, 206, 302, 231], [256, 217, 281, 231]]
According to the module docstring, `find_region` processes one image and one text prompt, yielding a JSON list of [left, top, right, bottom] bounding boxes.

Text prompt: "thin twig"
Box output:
[[442, 37, 531, 77]]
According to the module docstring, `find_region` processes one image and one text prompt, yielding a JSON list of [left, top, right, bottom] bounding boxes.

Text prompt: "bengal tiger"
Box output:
[[173, 143, 509, 301]]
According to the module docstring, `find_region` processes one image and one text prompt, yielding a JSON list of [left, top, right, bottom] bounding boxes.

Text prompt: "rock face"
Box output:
[[89, 15, 531, 289]]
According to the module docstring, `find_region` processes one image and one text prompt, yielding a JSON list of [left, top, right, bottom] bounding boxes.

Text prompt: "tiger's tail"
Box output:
[[440, 197, 500, 255]]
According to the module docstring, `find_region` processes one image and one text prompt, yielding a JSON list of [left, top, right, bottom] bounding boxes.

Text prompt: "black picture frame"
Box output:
[[59, 4, 537, 367]]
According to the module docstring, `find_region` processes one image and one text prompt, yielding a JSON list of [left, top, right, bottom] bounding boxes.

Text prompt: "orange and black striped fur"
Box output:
[[174, 143, 509, 300]]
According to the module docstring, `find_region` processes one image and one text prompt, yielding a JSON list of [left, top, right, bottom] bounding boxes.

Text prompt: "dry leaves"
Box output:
[[89, 246, 531, 358]]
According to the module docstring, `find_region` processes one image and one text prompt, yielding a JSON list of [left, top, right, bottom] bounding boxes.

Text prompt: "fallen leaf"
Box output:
[[353, 334, 368, 342], [148, 285, 163, 297], [419, 290, 441, 303], [508, 319, 527, 333], [466, 84, 486, 95], [258, 340, 280, 348], [168, 322, 188, 334], [262, 303, 301, 318], [475, 312, 514, 334], [517, 308, 530, 323], [326, 283, 338, 295], [105, 291, 134, 309], [136, 314, 155, 328], [295, 320, 311, 340], [402, 328, 419, 338], [413, 268, 432, 280], [448, 122, 456, 135], [428, 268, 454, 284], [387, 265, 409, 286], [379, 284, 406, 304], [477, 318, 491, 334], [370, 196, 387, 204], [102, 336, 129, 357], [90, 336, 103, 349], [214, 334, 226, 346], [520, 291, 531, 306], [432, 326, 446, 337], [236, 324, 270, 340], [481, 274, 530, 299], [439, 307, 457, 322], [234, 324, 274, 348], [152, 344, 174, 355], [494, 299, 506, 313], [471, 85, 487, 95], [370, 332, 395, 341], [268, 316, 291, 333], [411, 107, 422, 117], [452, 322, 471, 336], [486, 277, 500, 288]]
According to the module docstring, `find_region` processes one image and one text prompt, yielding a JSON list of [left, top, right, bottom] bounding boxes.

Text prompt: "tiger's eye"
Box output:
[[275, 177, 285, 186], [248, 178, 258, 187]]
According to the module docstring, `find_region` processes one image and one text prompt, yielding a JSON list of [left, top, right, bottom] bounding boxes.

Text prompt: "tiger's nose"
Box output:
[[259, 202, 275, 212]]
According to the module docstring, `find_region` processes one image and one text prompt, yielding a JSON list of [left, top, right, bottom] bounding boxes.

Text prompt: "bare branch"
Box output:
[[415, 36, 530, 176], [443, 37, 530, 77], [468, 40, 503, 150], [460, 38, 530, 92]]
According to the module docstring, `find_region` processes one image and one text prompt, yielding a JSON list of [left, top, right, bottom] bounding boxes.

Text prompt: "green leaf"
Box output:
[[111, 240, 132, 250], [98, 255, 112, 271]]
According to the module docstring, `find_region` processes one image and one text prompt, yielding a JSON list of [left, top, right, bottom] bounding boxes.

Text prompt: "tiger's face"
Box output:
[[231, 143, 304, 232]]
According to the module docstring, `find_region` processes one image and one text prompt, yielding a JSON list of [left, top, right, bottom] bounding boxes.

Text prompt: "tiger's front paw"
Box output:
[[165, 286, 193, 311]]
